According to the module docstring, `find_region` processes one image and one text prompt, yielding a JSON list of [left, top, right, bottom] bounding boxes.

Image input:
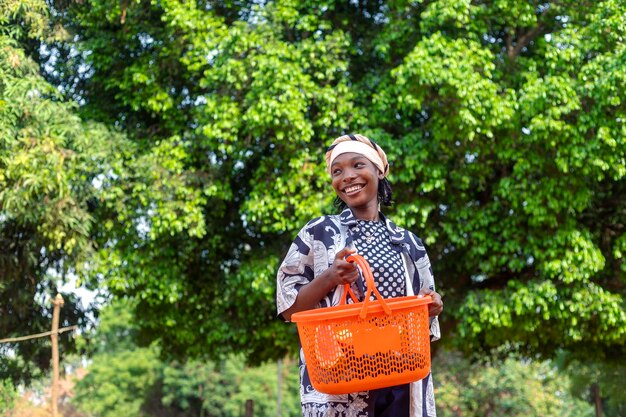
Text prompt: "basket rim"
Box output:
[[291, 295, 430, 323]]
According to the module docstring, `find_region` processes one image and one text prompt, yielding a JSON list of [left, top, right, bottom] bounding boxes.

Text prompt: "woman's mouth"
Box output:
[[343, 184, 364, 195]]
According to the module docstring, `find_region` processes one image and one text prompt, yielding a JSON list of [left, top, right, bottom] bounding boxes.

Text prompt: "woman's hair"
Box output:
[[334, 178, 394, 211]]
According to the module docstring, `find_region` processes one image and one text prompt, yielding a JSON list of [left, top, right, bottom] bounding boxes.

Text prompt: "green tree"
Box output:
[[7, 0, 622, 410], [46, 0, 356, 362], [74, 347, 162, 417], [379, 0, 626, 362], [161, 357, 300, 417], [558, 354, 626, 417], [38, 0, 626, 367], [0, 379, 18, 413], [0, 0, 130, 383], [72, 299, 300, 417], [71, 299, 159, 417], [434, 350, 593, 417], [1, 0, 210, 382]]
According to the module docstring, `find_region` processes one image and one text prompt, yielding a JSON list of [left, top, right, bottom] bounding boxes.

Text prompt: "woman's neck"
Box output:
[[350, 205, 380, 222]]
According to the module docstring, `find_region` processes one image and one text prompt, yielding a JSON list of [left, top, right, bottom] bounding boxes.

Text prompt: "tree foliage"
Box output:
[[1, 0, 213, 382], [0, 379, 18, 412], [399, 0, 626, 360], [0, 0, 130, 382], [434, 350, 593, 417], [71, 299, 301, 417], [558, 353, 626, 417], [46, 0, 359, 362], [4, 0, 626, 373]]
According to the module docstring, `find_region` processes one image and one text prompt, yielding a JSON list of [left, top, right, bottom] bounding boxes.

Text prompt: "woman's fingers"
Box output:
[[334, 247, 356, 260], [420, 289, 444, 317], [339, 259, 359, 284], [340, 270, 359, 284], [430, 292, 443, 315], [330, 248, 358, 285]]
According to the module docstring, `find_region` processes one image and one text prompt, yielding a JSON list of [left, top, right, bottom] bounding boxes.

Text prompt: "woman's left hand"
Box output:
[[419, 289, 443, 317]]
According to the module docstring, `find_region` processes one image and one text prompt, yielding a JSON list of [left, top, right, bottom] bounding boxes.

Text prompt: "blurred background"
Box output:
[[1, 0, 625, 416]]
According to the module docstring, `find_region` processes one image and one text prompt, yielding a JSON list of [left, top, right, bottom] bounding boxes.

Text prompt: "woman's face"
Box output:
[[331, 152, 383, 211]]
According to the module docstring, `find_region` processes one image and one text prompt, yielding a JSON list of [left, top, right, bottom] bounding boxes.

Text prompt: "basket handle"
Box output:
[[339, 284, 360, 305], [345, 254, 392, 318]]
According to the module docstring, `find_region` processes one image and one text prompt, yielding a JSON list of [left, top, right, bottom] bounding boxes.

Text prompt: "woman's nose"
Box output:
[[342, 168, 356, 181]]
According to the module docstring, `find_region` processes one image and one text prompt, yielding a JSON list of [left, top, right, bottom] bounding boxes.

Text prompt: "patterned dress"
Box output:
[[276, 208, 440, 417]]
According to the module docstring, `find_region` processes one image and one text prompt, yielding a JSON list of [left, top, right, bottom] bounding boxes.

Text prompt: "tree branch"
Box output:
[[508, 23, 547, 60], [507, 7, 552, 60]]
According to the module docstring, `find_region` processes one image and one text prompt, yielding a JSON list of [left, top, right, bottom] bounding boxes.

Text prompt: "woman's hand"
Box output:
[[280, 247, 359, 321], [419, 288, 443, 317], [326, 248, 360, 287]]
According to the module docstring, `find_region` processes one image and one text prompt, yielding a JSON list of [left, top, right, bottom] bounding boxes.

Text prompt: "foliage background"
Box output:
[[1, 0, 625, 415]]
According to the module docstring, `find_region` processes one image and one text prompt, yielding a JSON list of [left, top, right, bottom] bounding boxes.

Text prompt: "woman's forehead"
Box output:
[[330, 152, 371, 166]]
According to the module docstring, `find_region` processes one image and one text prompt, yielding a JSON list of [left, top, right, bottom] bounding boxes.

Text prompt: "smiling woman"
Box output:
[[328, 135, 393, 216], [331, 152, 385, 220], [276, 134, 444, 417]]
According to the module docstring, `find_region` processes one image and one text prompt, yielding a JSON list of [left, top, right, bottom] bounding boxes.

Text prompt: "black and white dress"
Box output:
[[277, 208, 440, 417]]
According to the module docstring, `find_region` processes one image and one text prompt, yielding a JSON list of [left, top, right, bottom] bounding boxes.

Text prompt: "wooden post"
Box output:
[[51, 294, 64, 417], [245, 399, 254, 417]]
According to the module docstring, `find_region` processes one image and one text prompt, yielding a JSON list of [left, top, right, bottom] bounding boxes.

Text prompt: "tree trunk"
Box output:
[[592, 383, 602, 417], [245, 399, 254, 417]]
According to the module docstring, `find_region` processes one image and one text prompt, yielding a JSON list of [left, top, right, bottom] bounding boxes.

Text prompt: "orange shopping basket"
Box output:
[[291, 254, 432, 395]]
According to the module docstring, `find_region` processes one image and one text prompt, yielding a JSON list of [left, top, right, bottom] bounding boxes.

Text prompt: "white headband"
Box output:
[[328, 141, 386, 175]]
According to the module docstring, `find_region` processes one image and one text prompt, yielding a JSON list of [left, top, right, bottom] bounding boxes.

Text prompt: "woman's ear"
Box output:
[[377, 170, 384, 180]]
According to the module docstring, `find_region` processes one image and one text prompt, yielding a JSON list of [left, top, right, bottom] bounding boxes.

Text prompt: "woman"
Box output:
[[276, 134, 443, 417]]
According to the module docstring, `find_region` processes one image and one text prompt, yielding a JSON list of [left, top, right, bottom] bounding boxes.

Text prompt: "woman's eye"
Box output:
[[355, 162, 365, 168], [332, 168, 342, 176]]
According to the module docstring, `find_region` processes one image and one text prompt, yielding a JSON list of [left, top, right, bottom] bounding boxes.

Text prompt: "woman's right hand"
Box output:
[[280, 247, 360, 321], [325, 248, 360, 287]]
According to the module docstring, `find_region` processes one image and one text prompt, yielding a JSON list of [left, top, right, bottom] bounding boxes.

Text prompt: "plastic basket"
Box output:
[[291, 254, 432, 395]]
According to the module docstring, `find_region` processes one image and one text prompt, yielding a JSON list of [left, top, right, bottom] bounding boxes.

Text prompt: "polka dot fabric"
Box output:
[[352, 219, 406, 298]]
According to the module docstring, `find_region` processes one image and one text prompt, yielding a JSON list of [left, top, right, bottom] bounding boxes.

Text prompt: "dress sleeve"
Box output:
[[416, 252, 441, 342], [276, 224, 315, 320]]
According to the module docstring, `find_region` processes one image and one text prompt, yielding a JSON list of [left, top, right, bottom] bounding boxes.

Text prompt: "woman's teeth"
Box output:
[[344, 185, 363, 193]]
